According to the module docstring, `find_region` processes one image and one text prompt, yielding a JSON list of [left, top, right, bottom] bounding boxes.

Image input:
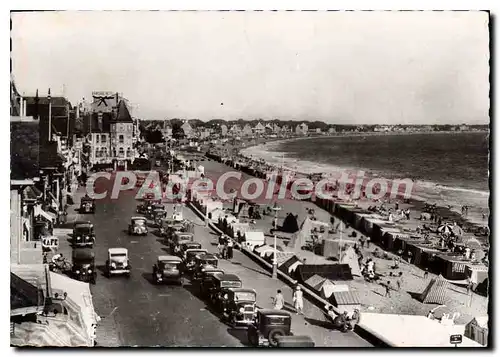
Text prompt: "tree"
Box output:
[[145, 130, 164, 143]]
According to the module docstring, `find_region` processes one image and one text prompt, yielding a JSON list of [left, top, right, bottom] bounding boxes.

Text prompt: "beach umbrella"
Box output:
[[437, 223, 453, 234], [451, 225, 464, 237], [464, 237, 482, 249]]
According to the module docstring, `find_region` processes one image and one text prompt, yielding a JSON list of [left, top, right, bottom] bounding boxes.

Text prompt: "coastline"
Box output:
[[237, 132, 489, 230]]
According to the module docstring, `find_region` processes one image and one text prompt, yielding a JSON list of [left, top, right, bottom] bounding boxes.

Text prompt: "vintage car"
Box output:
[[136, 200, 154, 215], [72, 222, 95, 248], [182, 249, 208, 272], [199, 266, 226, 296], [207, 274, 243, 303], [169, 232, 194, 254], [180, 242, 202, 256], [152, 209, 167, 227], [193, 264, 224, 283], [105, 248, 131, 277], [71, 248, 96, 284], [247, 309, 293, 347], [148, 203, 165, 219], [152, 255, 183, 285], [128, 217, 148, 236], [79, 196, 96, 214], [194, 253, 218, 269], [159, 219, 185, 239], [217, 288, 257, 327]]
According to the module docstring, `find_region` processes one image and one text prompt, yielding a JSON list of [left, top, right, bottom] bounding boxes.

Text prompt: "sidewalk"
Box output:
[[179, 203, 371, 347]]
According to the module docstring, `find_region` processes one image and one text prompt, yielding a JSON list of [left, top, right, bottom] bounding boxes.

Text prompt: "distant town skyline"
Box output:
[[12, 11, 489, 124]]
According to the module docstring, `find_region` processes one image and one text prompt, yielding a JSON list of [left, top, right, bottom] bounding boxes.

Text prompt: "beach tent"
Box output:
[[464, 237, 483, 249], [288, 217, 329, 252], [316, 279, 337, 299], [340, 245, 362, 277], [419, 275, 450, 305], [208, 208, 225, 222], [281, 213, 299, 233]]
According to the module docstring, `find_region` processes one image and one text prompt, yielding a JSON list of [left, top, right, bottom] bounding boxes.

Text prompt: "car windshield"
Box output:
[[75, 226, 92, 233], [235, 292, 256, 301], [111, 253, 127, 258], [75, 258, 93, 264]]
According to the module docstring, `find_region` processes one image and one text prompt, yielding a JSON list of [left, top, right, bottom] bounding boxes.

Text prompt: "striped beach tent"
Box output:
[[419, 275, 449, 305]]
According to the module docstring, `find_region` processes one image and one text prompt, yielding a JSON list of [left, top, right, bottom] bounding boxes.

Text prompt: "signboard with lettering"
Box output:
[[450, 334, 462, 346], [42, 236, 59, 249]]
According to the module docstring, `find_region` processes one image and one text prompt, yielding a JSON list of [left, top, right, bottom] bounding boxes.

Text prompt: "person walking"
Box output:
[[217, 235, 225, 258], [384, 281, 392, 298], [273, 290, 285, 310], [366, 236, 371, 249], [226, 239, 234, 260], [293, 286, 304, 315]]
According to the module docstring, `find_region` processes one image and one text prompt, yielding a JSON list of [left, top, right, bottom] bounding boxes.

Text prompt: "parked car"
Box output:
[[247, 310, 293, 347], [152, 209, 167, 227], [128, 217, 148, 235], [148, 203, 165, 219], [193, 264, 224, 284], [170, 232, 194, 254], [207, 273, 242, 303], [79, 196, 95, 214], [136, 199, 154, 215], [179, 242, 202, 256], [105, 248, 131, 277], [217, 288, 257, 327], [159, 219, 185, 239], [72, 222, 95, 248], [152, 255, 183, 285], [71, 248, 96, 284], [183, 249, 208, 272], [194, 253, 218, 269]]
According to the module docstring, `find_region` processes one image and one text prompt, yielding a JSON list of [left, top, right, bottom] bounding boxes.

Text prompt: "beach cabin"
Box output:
[[295, 123, 308, 135], [330, 290, 362, 315], [181, 121, 193, 138], [465, 316, 488, 346], [220, 124, 228, 136]]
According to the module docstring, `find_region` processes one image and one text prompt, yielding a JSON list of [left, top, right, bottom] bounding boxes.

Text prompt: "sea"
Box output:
[[241, 132, 490, 225]]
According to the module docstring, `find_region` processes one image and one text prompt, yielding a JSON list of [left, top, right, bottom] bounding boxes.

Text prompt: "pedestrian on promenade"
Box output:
[[226, 239, 234, 260], [273, 290, 284, 310], [366, 236, 371, 249], [293, 286, 304, 315], [359, 236, 365, 249], [222, 240, 228, 259], [423, 268, 429, 279], [218, 235, 225, 258], [384, 281, 391, 298]]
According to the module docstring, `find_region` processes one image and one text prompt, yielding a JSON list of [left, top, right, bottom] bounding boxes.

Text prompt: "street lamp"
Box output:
[[271, 204, 282, 279]]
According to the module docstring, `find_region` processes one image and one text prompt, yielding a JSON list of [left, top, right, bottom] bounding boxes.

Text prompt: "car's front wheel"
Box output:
[[267, 329, 285, 347]]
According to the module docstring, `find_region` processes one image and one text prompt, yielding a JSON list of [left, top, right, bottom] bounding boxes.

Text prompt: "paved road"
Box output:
[[73, 161, 370, 347], [86, 174, 243, 347]]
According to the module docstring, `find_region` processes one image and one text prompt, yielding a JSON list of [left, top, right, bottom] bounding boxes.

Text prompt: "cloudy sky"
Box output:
[[11, 11, 489, 124]]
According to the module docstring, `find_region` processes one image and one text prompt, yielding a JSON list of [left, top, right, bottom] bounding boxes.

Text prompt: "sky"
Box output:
[[11, 11, 490, 124]]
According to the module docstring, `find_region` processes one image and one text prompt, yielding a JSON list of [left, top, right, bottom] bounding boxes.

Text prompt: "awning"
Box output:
[[49, 272, 99, 343], [48, 191, 59, 210], [35, 205, 56, 222]]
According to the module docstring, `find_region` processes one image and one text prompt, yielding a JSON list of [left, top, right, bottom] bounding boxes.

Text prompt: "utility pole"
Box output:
[[48, 88, 52, 141]]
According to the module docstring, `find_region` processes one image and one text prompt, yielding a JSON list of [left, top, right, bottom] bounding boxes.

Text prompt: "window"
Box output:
[[119, 135, 124, 144], [126, 148, 132, 157], [119, 147, 124, 157], [101, 135, 107, 142], [95, 135, 100, 143]]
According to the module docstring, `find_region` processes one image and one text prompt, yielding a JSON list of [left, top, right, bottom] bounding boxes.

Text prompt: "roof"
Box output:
[[114, 100, 133, 123], [11, 272, 44, 313], [74, 220, 92, 226], [25, 96, 69, 107], [158, 255, 182, 262], [214, 274, 241, 281], [131, 216, 147, 221], [469, 316, 489, 329], [331, 290, 361, 305], [229, 288, 256, 294], [199, 253, 217, 259], [10, 120, 40, 180], [258, 309, 291, 317], [72, 249, 95, 260], [108, 248, 128, 254], [186, 249, 208, 255]]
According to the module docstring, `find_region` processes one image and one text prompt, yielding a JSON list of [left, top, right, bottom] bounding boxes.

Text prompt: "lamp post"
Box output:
[[271, 205, 282, 279]]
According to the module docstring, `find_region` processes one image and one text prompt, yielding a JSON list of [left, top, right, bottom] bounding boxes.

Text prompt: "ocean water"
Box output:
[[241, 132, 490, 225]]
